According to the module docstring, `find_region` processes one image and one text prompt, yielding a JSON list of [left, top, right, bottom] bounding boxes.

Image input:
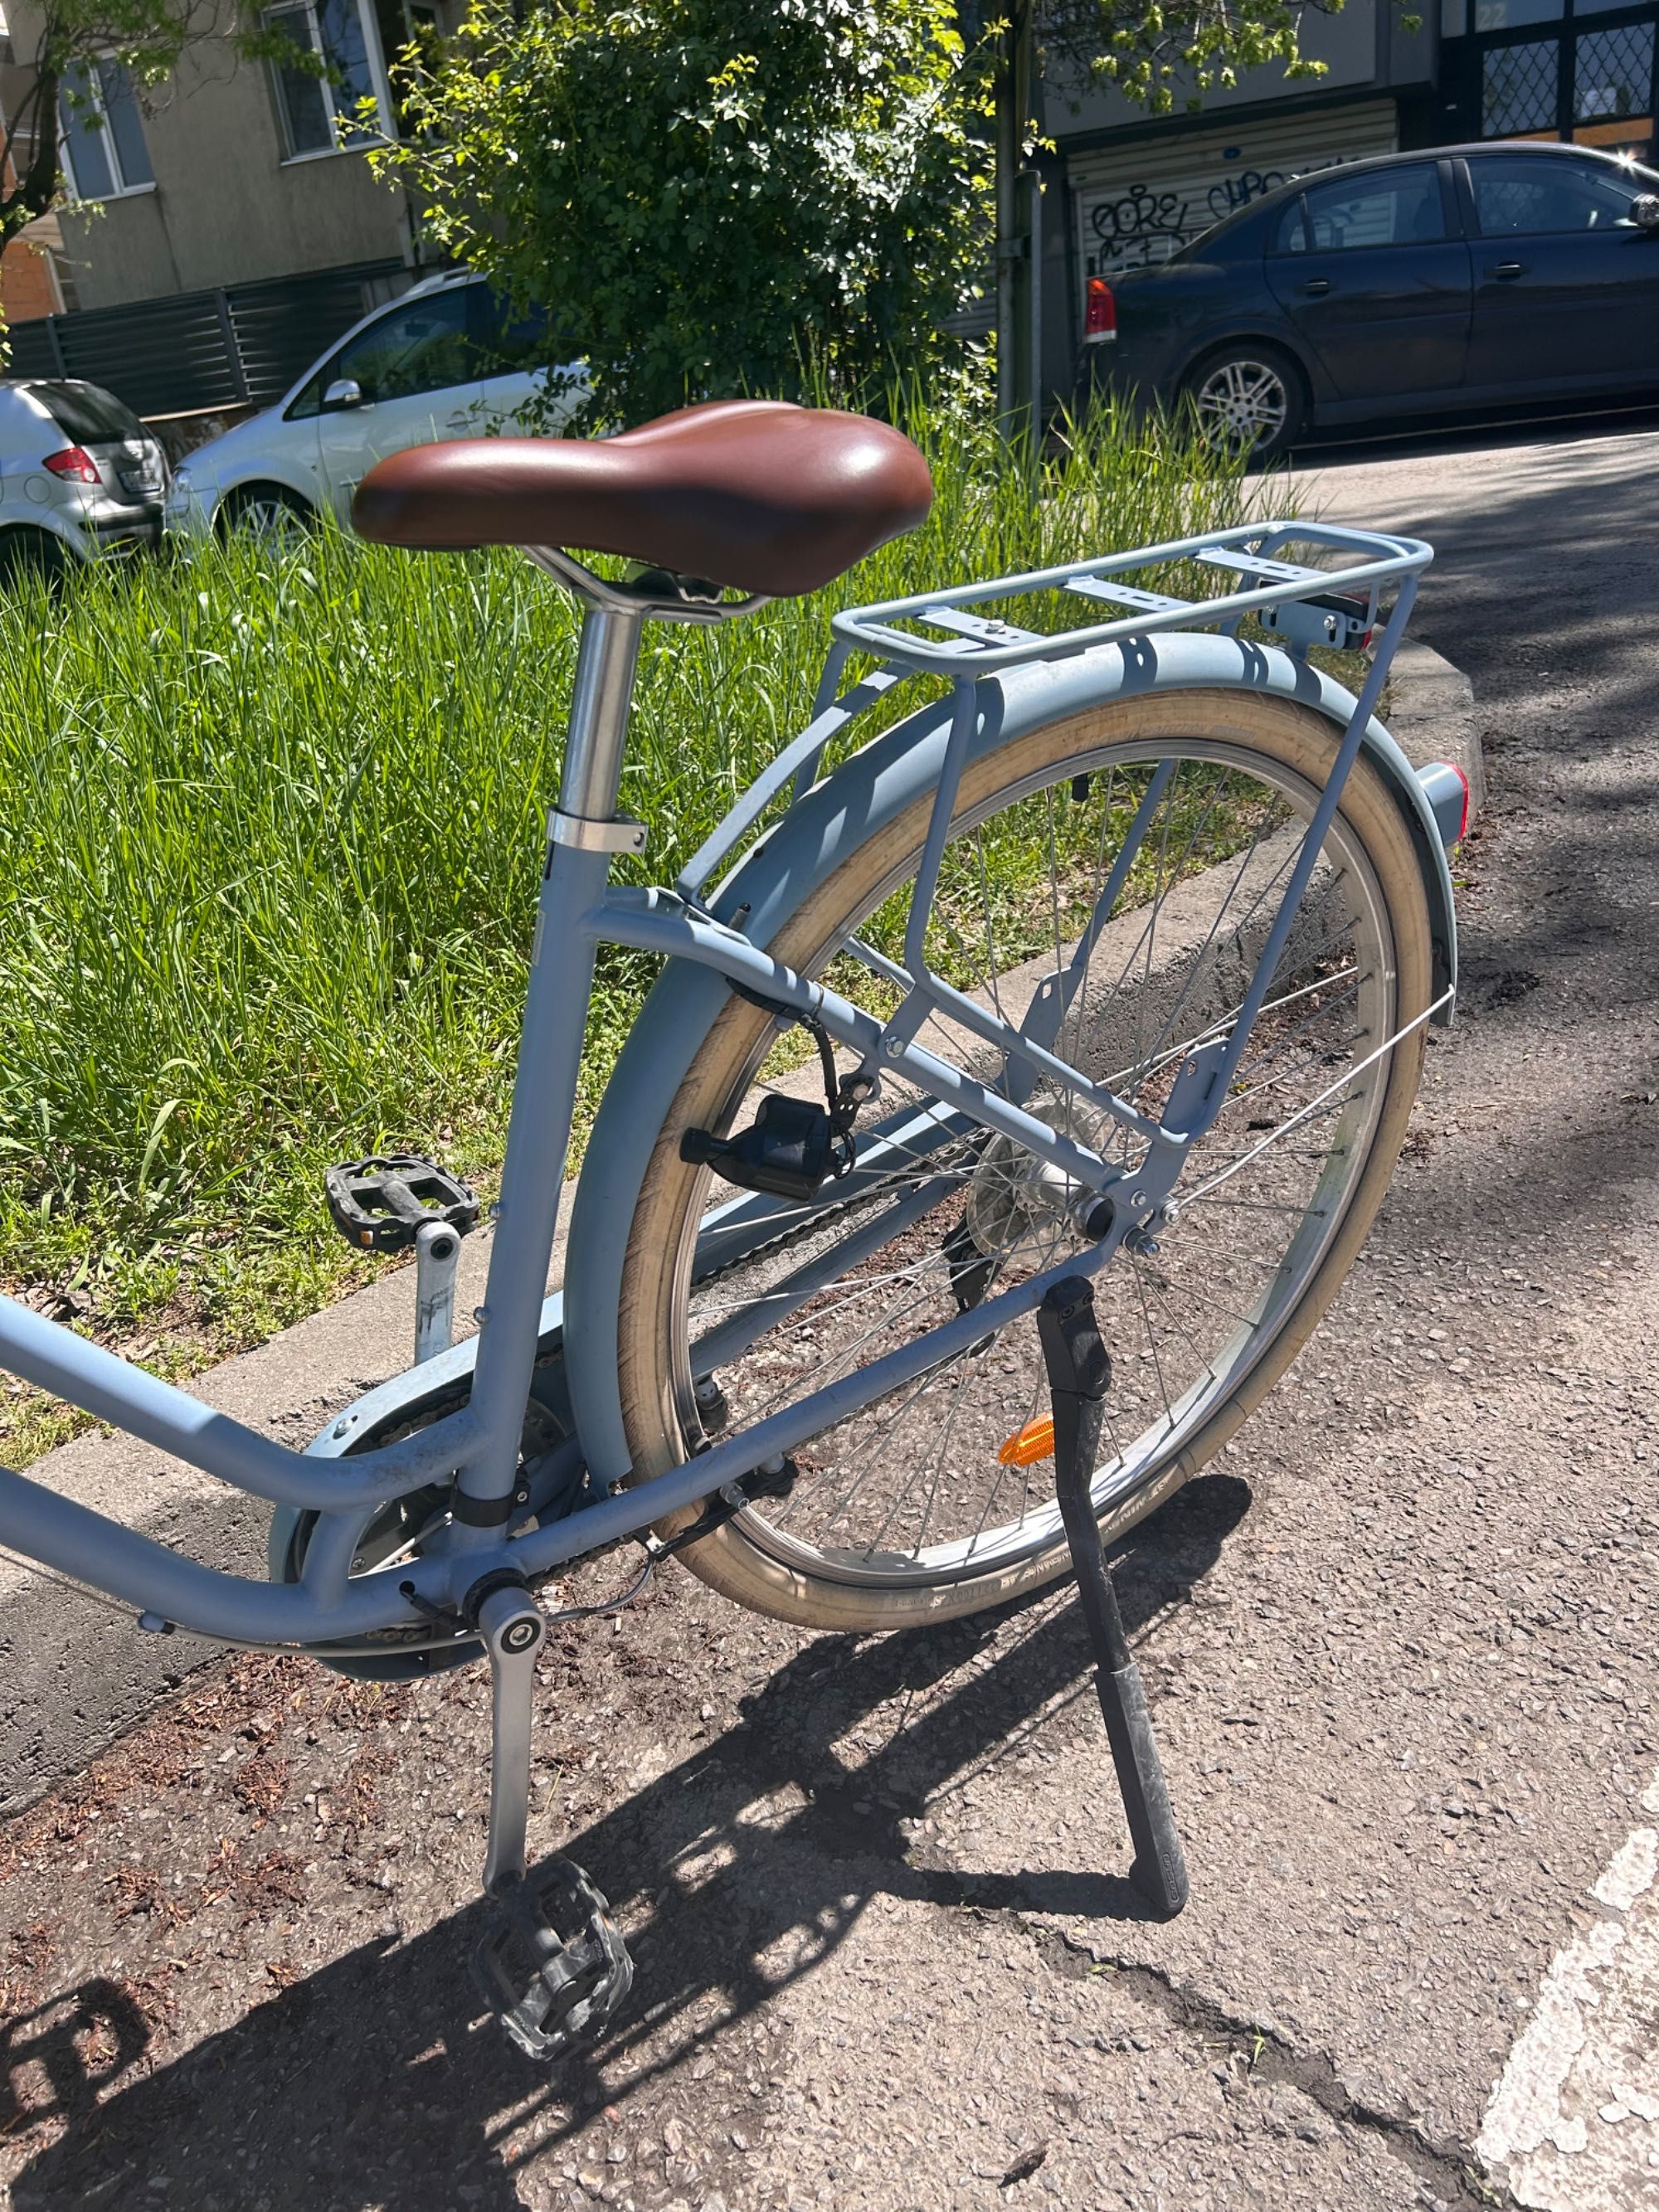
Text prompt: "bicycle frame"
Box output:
[[0, 520, 1438, 1652]]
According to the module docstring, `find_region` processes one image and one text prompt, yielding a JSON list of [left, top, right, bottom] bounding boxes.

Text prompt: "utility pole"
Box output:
[[994, 0, 1039, 447]]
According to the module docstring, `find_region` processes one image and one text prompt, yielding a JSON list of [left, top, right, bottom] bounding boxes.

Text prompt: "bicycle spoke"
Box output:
[[669, 729, 1405, 1587]]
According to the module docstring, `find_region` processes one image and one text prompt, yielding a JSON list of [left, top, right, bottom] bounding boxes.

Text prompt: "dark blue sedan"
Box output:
[[1083, 141, 1659, 460]]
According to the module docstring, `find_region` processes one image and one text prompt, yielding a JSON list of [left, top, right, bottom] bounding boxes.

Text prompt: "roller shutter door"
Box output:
[[1070, 100, 1400, 282]]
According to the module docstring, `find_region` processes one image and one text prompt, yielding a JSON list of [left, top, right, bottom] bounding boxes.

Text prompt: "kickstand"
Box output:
[[467, 1578, 634, 2060], [1037, 1277, 1190, 1919]]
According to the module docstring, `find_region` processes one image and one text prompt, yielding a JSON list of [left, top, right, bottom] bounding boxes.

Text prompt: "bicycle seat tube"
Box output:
[[450, 585, 647, 1550]]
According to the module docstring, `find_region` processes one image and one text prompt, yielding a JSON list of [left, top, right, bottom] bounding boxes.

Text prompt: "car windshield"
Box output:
[[33, 382, 147, 444]]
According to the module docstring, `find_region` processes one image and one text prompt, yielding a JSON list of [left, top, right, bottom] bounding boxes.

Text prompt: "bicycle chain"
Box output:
[[686, 1124, 985, 1292]]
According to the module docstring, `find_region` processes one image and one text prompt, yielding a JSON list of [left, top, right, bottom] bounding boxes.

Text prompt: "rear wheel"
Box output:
[[1185, 343, 1306, 464], [0, 527, 72, 588], [614, 689, 1433, 1631]]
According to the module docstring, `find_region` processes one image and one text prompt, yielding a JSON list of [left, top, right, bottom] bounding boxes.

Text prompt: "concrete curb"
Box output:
[[1382, 635, 1486, 825], [2, 638, 1486, 1815]]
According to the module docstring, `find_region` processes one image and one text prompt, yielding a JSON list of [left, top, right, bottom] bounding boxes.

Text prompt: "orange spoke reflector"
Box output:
[[998, 1415, 1055, 1467]]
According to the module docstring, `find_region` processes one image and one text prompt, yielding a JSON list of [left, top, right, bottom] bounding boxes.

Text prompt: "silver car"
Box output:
[[165, 270, 585, 547], [0, 379, 168, 578]]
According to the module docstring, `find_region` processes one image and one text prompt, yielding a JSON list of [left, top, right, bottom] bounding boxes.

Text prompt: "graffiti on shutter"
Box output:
[[1073, 104, 1399, 280]]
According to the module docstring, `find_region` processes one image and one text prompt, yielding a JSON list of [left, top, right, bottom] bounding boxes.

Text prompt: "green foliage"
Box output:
[[372, 0, 991, 425], [0, 399, 1253, 1414], [1036, 0, 1335, 114]]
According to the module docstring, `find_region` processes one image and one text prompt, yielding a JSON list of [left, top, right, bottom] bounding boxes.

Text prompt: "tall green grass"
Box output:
[[0, 396, 1250, 1431]]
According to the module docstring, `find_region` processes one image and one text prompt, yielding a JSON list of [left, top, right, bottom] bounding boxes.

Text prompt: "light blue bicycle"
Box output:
[[0, 400, 1460, 2055]]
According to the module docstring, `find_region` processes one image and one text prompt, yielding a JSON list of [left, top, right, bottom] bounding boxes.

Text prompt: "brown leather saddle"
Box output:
[[352, 399, 934, 598]]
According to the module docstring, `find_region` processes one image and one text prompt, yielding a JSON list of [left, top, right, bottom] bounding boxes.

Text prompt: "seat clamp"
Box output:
[[547, 808, 649, 858]]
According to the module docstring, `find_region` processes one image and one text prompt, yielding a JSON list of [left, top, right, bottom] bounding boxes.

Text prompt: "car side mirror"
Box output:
[[323, 377, 366, 410], [1633, 194, 1659, 233]]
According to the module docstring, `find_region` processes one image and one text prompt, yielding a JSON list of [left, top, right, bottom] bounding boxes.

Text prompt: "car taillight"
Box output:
[[1083, 278, 1117, 343], [44, 445, 101, 484]]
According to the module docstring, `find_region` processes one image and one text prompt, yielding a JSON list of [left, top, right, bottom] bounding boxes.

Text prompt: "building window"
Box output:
[[1574, 21, 1655, 129], [59, 59, 153, 199], [265, 0, 387, 158], [1446, 0, 1659, 156], [365, 0, 442, 135], [1481, 36, 1563, 134]]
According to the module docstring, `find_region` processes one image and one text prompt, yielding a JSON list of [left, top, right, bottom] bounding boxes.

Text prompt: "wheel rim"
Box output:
[[1194, 358, 1291, 452], [233, 493, 307, 551], [659, 739, 1401, 1590]]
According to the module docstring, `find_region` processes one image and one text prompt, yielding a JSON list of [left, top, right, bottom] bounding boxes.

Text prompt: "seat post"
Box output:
[[558, 601, 645, 828]]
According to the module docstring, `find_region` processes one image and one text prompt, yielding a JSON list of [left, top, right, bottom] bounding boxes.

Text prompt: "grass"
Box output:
[[0, 395, 1261, 1462]]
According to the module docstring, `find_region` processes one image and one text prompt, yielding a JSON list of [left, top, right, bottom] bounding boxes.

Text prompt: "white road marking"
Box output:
[[1478, 1774, 1659, 2208]]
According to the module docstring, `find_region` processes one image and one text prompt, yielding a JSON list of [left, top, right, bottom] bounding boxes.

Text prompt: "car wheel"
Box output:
[[1185, 344, 1306, 464], [0, 527, 73, 589], [221, 484, 314, 552]]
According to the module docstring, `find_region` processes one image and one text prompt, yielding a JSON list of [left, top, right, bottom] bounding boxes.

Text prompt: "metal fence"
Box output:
[[7, 259, 411, 421]]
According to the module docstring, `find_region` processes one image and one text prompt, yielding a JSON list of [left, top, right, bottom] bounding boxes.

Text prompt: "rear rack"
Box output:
[[830, 520, 1433, 678]]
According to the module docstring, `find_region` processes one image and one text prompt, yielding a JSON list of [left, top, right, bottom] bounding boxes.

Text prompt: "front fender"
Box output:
[[562, 634, 1457, 1488]]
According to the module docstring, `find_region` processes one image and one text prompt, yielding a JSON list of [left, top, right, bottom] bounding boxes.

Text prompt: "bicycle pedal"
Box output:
[[325, 1154, 479, 1254], [472, 1857, 633, 2063]]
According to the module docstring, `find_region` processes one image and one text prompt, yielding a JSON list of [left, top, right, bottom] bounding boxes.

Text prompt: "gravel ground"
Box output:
[[3, 412, 1659, 2212]]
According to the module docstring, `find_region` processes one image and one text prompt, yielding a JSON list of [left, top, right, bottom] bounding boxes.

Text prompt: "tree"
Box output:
[[373, 0, 992, 426], [0, 0, 285, 253], [991, 0, 1331, 435], [376, 0, 1332, 433]]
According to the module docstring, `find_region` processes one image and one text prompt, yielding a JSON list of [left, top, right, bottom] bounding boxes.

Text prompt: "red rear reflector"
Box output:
[[1083, 278, 1117, 343], [44, 445, 100, 484], [1452, 761, 1471, 843]]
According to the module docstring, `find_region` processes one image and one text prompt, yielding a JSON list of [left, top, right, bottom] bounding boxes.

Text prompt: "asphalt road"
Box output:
[[3, 415, 1659, 2212]]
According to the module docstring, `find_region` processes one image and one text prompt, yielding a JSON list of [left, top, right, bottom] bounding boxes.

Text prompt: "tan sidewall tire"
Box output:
[[615, 691, 1433, 1631]]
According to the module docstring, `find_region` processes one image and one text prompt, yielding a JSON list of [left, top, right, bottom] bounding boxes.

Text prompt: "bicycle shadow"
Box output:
[[12, 1472, 1251, 2212]]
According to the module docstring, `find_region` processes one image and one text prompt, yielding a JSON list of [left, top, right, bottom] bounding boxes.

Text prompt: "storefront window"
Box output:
[[1573, 20, 1655, 121], [1482, 36, 1563, 133]]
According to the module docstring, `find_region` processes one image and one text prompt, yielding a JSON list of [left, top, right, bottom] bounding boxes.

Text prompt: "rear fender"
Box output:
[[561, 633, 1456, 1488]]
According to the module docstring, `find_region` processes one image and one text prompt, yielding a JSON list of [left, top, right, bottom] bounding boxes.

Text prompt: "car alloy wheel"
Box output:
[[1192, 357, 1292, 454], [228, 489, 311, 552]]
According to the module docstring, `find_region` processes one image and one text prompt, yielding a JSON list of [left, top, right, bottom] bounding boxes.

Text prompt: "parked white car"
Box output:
[[0, 377, 168, 578], [164, 269, 585, 544]]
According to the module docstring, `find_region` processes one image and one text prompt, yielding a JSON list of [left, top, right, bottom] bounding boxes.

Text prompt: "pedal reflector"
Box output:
[[999, 1415, 1055, 1467]]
